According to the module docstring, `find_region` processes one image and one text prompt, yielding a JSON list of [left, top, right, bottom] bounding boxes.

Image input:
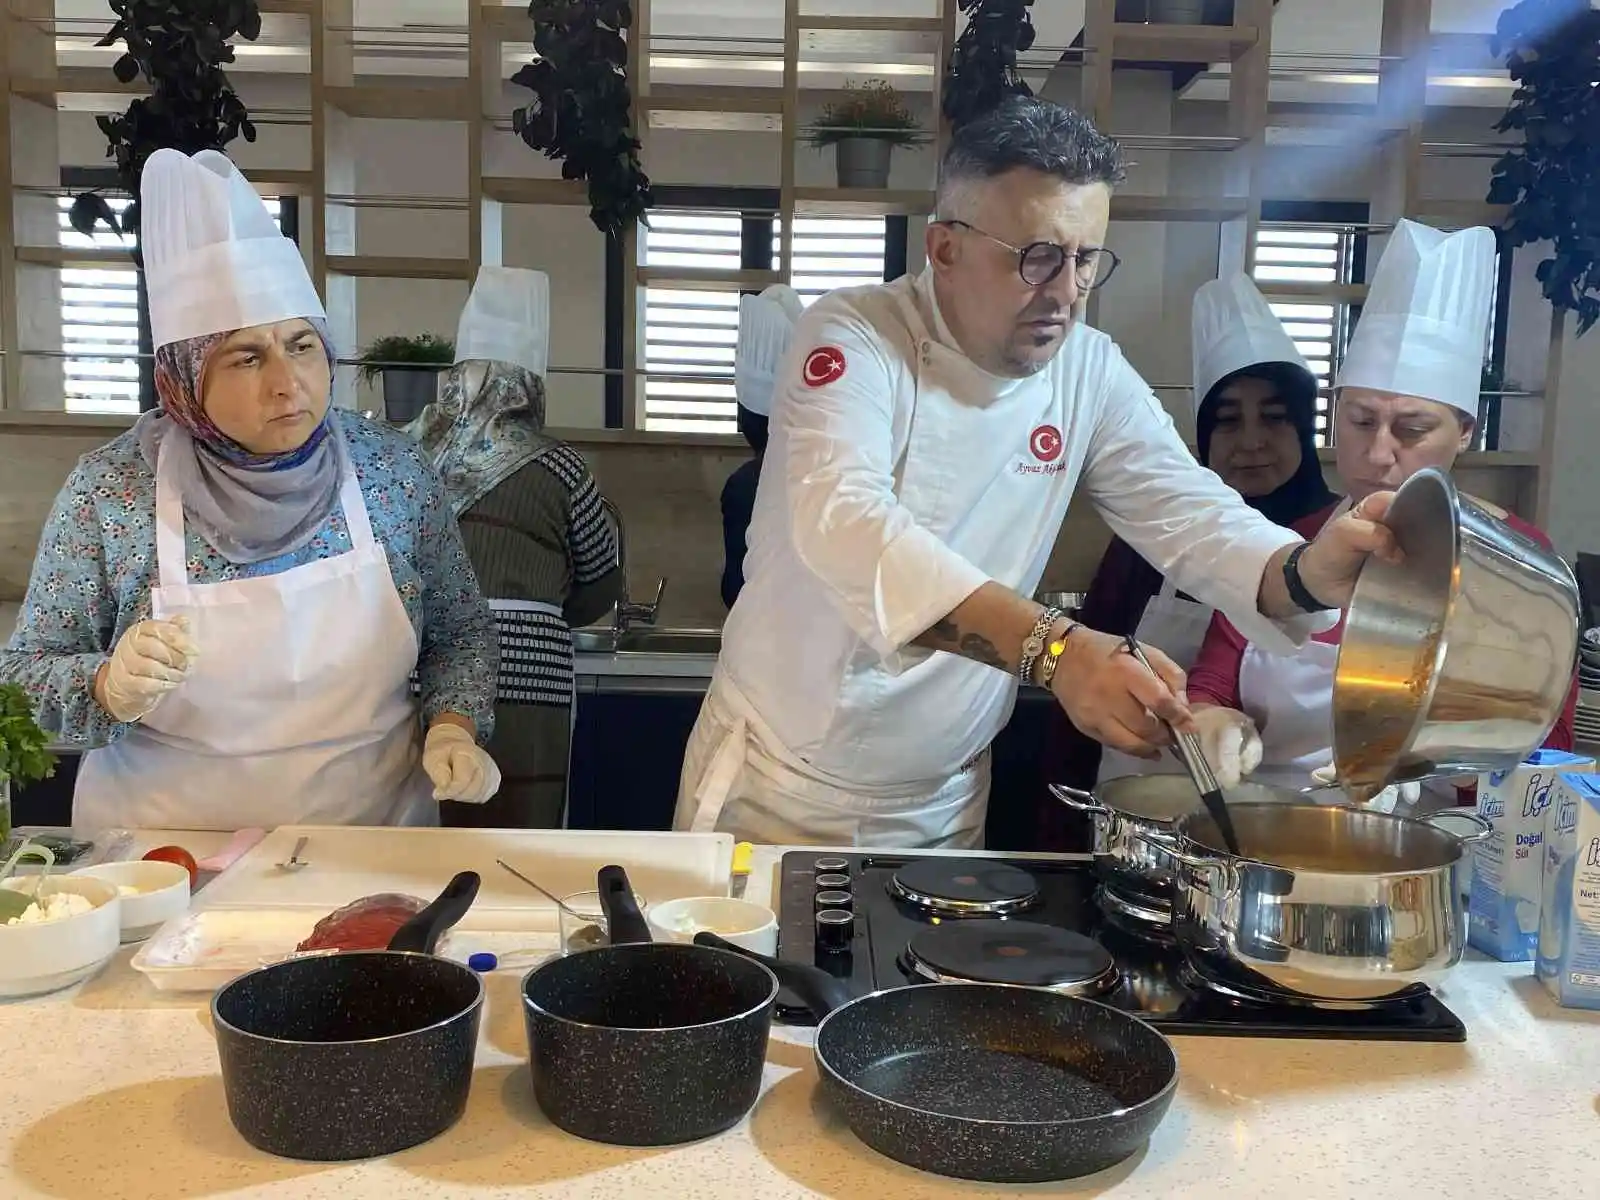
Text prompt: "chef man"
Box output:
[[1186, 219, 1577, 803], [673, 97, 1398, 849]]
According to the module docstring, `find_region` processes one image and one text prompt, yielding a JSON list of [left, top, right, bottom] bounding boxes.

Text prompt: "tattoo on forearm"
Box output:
[[919, 618, 1008, 670]]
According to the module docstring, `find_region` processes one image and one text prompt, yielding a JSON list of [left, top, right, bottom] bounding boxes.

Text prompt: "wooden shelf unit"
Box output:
[[0, 0, 1562, 506]]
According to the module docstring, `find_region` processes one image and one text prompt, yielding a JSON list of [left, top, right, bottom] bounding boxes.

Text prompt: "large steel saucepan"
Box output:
[[1145, 802, 1489, 1004], [1052, 775, 1299, 915], [1334, 466, 1579, 793]]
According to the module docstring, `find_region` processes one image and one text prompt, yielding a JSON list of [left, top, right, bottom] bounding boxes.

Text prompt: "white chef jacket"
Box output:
[[719, 269, 1326, 789]]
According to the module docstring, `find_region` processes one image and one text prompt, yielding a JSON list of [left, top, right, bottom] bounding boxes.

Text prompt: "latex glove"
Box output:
[[97, 617, 199, 723], [422, 722, 501, 804], [1192, 706, 1262, 788], [1309, 765, 1421, 813]]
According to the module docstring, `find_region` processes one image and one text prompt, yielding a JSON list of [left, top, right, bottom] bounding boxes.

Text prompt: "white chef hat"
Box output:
[[1335, 219, 1496, 422], [141, 148, 325, 351], [735, 284, 804, 417], [1191, 272, 1316, 416], [454, 265, 551, 378]]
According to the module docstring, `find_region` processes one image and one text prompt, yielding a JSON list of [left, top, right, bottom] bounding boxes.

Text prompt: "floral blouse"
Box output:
[[0, 413, 497, 749]]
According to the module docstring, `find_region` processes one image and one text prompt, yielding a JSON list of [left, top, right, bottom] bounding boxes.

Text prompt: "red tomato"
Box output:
[[143, 844, 198, 886]]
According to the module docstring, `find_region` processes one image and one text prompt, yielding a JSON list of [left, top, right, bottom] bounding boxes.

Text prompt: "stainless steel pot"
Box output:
[[1051, 776, 1299, 915], [1334, 467, 1580, 794], [1146, 802, 1490, 1004]]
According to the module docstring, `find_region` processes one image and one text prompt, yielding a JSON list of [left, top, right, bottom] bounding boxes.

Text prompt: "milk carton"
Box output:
[[1468, 750, 1596, 961], [1536, 773, 1600, 1010]]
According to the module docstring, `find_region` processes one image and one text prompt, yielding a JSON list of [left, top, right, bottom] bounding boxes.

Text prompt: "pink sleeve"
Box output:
[[1185, 611, 1248, 710]]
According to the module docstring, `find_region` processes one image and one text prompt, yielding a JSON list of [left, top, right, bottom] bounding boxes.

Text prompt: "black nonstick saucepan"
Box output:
[[211, 871, 484, 1161], [521, 867, 1178, 1181]]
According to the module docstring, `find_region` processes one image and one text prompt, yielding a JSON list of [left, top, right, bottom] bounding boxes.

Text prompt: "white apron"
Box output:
[[673, 668, 989, 849], [1097, 576, 1215, 783], [1237, 636, 1341, 792], [74, 437, 435, 832]]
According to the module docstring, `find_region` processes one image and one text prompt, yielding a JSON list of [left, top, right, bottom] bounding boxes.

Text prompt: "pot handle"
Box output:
[[1049, 783, 1108, 815], [694, 932, 856, 1018], [1131, 831, 1226, 890], [1420, 809, 1493, 845], [387, 871, 481, 955], [598, 864, 653, 945]]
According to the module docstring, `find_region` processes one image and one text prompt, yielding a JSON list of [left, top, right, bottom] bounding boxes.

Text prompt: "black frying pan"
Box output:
[[698, 933, 1179, 1183]]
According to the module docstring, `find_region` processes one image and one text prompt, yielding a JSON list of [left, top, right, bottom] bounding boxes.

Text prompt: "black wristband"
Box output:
[[1282, 542, 1331, 613]]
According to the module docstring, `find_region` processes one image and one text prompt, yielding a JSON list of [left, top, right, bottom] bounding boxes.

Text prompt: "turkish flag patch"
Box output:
[[1030, 425, 1064, 463], [801, 345, 848, 388]]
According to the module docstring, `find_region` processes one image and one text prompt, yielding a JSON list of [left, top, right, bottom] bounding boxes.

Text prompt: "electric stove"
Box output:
[[774, 850, 1467, 1042]]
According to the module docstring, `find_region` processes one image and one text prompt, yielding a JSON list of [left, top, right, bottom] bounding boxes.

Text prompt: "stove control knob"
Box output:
[[816, 907, 854, 953], [813, 856, 850, 876], [814, 889, 853, 912], [814, 872, 852, 893]]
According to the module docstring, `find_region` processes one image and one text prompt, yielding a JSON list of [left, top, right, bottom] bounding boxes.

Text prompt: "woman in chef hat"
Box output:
[[410, 265, 622, 829], [721, 284, 803, 609], [1185, 220, 1576, 808], [1033, 274, 1335, 843], [0, 148, 502, 830]]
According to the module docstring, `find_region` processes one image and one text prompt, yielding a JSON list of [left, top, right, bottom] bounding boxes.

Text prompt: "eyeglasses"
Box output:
[[939, 220, 1120, 291]]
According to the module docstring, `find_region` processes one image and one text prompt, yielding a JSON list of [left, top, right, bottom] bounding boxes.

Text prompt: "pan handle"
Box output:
[[387, 871, 481, 954], [694, 932, 856, 1018], [597, 864, 653, 945], [1131, 832, 1228, 893], [1049, 783, 1108, 815]]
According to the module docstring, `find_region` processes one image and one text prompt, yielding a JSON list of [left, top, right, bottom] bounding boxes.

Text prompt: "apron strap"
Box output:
[[338, 466, 376, 550], [690, 715, 750, 834], [153, 435, 189, 590]]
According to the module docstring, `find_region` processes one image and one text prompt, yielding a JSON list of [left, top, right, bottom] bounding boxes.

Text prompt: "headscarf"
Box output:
[[408, 359, 556, 518], [133, 318, 345, 565], [1194, 360, 1337, 527]]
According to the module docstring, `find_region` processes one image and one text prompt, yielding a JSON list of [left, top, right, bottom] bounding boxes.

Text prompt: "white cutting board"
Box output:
[[194, 825, 734, 923]]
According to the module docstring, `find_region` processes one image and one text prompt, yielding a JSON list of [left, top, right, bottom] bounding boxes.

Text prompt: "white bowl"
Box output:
[[0, 875, 122, 998], [72, 860, 192, 942], [646, 896, 778, 956]]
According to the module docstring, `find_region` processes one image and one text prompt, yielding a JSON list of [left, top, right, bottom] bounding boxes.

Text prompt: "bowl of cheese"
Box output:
[[0, 874, 121, 998], [646, 896, 778, 955], [73, 859, 192, 942]]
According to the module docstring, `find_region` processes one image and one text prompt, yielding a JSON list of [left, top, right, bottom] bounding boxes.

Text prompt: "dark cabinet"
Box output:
[[566, 679, 707, 831]]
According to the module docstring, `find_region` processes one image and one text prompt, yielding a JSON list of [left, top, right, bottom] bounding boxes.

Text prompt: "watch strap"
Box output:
[[1283, 542, 1330, 613], [1019, 607, 1065, 686]]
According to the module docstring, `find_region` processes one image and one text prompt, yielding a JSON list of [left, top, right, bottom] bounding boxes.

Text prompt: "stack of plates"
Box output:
[[1580, 628, 1600, 692]]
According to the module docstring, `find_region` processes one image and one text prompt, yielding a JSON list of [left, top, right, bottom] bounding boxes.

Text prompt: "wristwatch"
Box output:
[[1283, 542, 1331, 613]]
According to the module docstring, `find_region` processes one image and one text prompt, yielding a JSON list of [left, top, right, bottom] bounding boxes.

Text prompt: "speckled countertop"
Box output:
[[0, 835, 1597, 1199]]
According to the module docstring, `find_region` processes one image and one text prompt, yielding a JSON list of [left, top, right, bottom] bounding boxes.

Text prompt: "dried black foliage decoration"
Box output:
[[511, 0, 654, 238], [942, 0, 1036, 131]]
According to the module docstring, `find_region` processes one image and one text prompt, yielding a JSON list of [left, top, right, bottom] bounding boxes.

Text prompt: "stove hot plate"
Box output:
[[887, 857, 1040, 917], [903, 919, 1118, 996]]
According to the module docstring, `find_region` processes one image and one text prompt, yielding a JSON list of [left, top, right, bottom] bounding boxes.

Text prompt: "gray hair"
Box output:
[[936, 97, 1126, 220]]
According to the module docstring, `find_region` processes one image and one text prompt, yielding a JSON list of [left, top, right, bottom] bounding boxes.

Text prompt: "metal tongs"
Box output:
[[1122, 635, 1243, 854]]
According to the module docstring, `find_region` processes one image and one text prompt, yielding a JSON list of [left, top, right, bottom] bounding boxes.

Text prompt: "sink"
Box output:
[[616, 629, 722, 656], [572, 629, 620, 654], [570, 628, 722, 656]]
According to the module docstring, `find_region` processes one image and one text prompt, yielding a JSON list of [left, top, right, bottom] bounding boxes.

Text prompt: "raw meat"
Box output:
[[296, 893, 427, 953]]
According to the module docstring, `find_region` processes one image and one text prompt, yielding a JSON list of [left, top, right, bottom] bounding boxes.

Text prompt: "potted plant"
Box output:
[[0, 684, 56, 849], [810, 80, 927, 190], [1488, 0, 1600, 334], [357, 334, 455, 423], [67, 1, 263, 411], [943, 1, 1036, 131], [511, 0, 654, 239]]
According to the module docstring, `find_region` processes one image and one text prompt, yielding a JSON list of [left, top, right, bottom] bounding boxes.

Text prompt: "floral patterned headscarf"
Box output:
[[134, 318, 347, 565], [408, 359, 557, 518]]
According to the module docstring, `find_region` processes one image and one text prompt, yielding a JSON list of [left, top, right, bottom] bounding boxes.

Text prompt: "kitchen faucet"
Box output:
[[600, 496, 667, 638]]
